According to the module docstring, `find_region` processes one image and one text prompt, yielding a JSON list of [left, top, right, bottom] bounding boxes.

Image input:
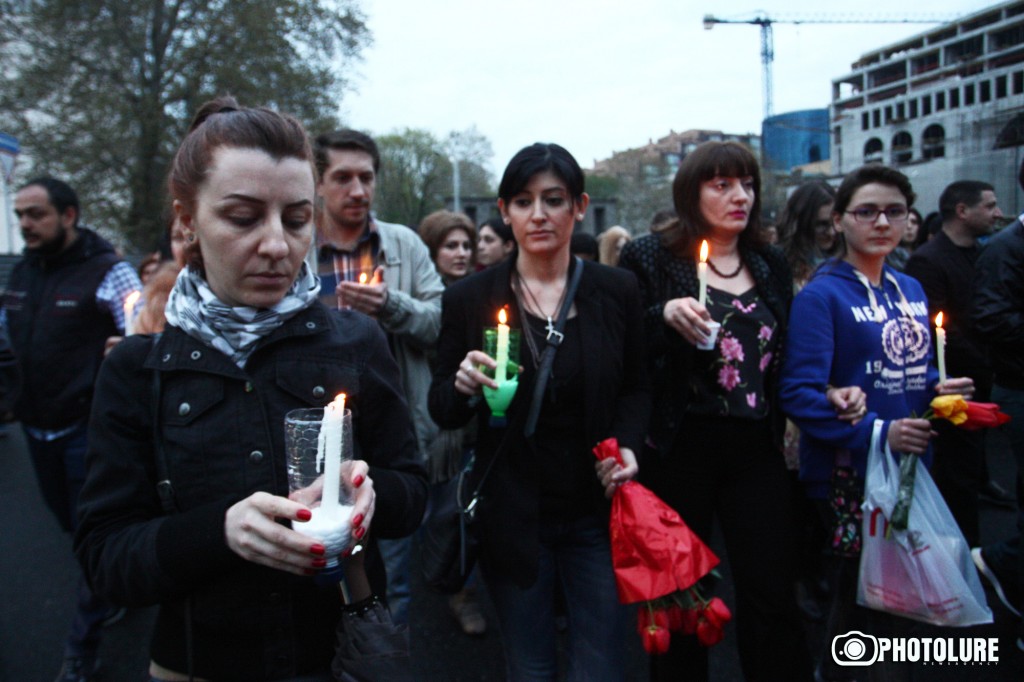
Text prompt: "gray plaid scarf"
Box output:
[[165, 263, 321, 368]]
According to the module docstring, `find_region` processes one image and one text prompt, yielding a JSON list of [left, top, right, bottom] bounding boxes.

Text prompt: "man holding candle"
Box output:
[[314, 130, 443, 625], [2, 177, 140, 682], [906, 180, 1009, 545]]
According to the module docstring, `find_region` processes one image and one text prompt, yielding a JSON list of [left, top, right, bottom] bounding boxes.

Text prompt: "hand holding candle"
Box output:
[[319, 393, 346, 510], [935, 312, 947, 384], [482, 306, 520, 423], [496, 307, 510, 384], [697, 240, 709, 308]]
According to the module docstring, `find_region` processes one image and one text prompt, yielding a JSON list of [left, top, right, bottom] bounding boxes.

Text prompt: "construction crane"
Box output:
[[703, 13, 959, 120]]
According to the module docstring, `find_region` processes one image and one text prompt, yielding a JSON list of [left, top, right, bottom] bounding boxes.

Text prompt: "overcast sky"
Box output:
[[340, 0, 995, 174]]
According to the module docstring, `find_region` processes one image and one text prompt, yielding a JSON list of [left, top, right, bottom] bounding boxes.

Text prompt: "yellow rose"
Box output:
[[930, 394, 968, 425]]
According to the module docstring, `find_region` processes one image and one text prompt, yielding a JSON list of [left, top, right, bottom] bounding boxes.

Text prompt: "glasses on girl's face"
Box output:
[[844, 206, 909, 224]]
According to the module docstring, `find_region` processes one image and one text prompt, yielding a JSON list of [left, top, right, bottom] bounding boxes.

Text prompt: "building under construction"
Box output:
[[831, 0, 1024, 214]]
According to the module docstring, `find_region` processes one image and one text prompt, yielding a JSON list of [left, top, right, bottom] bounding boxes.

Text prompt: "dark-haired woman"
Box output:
[[476, 216, 516, 269], [74, 97, 427, 681], [779, 180, 838, 288], [620, 141, 814, 682], [780, 165, 973, 681], [429, 143, 649, 681]]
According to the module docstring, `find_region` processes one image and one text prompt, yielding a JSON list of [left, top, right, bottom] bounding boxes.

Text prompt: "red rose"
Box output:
[[642, 625, 672, 654], [960, 402, 1011, 431], [696, 619, 724, 647], [704, 597, 732, 627], [637, 606, 669, 634], [680, 606, 700, 634], [665, 604, 684, 632]]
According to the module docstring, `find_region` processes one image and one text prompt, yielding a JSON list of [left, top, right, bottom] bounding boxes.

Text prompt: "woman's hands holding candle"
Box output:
[[455, 350, 499, 395], [662, 297, 712, 346], [935, 376, 974, 399], [595, 446, 638, 499], [225, 492, 339, 576], [344, 460, 374, 554]]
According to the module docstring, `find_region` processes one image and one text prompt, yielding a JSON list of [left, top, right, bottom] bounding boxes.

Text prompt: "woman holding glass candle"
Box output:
[[779, 164, 973, 681], [75, 97, 427, 682], [429, 143, 649, 681], [619, 141, 829, 682]]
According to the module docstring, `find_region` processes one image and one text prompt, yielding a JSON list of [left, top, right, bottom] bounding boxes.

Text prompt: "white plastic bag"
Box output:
[[857, 420, 992, 626]]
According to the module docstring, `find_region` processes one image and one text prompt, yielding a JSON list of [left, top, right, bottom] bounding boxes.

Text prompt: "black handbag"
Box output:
[[420, 258, 584, 593]]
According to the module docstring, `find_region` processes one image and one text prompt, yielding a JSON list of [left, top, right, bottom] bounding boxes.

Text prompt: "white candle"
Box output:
[[935, 312, 947, 384], [320, 394, 346, 509], [496, 307, 509, 384], [697, 240, 709, 308], [123, 290, 141, 336]]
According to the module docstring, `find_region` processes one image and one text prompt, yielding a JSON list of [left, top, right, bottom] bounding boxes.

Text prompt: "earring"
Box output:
[[186, 233, 195, 243], [503, 218, 511, 225], [577, 214, 584, 221]]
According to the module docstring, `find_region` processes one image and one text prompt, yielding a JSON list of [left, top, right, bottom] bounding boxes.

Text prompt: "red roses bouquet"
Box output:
[[593, 439, 731, 654]]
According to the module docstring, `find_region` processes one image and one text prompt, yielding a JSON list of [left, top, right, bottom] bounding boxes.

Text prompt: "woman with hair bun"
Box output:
[[75, 96, 427, 681]]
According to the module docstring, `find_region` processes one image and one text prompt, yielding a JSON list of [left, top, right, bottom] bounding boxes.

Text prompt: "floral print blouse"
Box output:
[[688, 286, 779, 419]]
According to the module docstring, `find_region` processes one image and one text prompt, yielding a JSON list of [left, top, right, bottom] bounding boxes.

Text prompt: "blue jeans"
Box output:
[[377, 536, 412, 626], [23, 423, 111, 659], [980, 385, 1024, 616], [484, 515, 627, 682]]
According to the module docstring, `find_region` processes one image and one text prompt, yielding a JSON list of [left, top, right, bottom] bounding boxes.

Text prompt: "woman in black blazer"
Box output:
[[429, 143, 649, 682], [620, 141, 813, 682]]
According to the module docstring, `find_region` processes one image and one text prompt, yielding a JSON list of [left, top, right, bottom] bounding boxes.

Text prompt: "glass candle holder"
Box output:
[[285, 407, 356, 567], [481, 327, 521, 423]]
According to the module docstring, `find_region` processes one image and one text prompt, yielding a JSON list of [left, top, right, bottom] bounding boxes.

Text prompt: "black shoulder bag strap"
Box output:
[[524, 256, 584, 438]]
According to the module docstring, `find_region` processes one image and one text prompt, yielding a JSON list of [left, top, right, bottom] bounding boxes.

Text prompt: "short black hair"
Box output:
[[833, 165, 915, 216], [480, 217, 514, 244], [938, 180, 994, 221], [570, 231, 598, 259], [498, 143, 585, 204], [20, 177, 80, 228], [314, 129, 380, 177]]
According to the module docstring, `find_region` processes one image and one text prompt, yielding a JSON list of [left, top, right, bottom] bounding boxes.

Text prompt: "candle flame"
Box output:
[[699, 240, 709, 263], [358, 272, 368, 285], [498, 307, 508, 325], [124, 290, 141, 310], [935, 312, 944, 328], [330, 393, 347, 414]]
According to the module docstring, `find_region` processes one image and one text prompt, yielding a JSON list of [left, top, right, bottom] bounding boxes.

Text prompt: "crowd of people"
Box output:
[[2, 96, 1023, 682]]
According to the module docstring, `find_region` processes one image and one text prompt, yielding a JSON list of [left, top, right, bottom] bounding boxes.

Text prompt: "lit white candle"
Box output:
[[697, 240, 709, 308], [319, 393, 346, 509], [496, 307, 509, 384], [935, 312, 947, 384], [123, 290, 141, 336]]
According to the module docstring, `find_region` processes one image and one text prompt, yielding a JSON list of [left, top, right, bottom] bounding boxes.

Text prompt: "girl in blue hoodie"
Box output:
[[780, 165, 973, 681]]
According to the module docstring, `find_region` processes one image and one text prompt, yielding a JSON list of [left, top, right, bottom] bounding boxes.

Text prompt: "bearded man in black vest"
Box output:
[[3, 177, 142, 682]]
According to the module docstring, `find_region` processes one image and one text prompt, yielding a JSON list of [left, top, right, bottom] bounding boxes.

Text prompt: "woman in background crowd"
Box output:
[[418, 209, 489, 637], [476, 216, 516, 269], [75, 96, 427, 681], [597, 225, 631, 267], [779, 180, 838, 288], [430, 142, 649, 681]]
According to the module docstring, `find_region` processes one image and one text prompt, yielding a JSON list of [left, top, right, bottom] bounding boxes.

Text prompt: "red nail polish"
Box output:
[[353, 475, 365, 488], [342, 548, 352, 558], [355, 526, 366, 540], [352, 513, 364, 527], [310, 543, 326, 556], [312, 557, 327, 568], [296, 509, 312, 521]]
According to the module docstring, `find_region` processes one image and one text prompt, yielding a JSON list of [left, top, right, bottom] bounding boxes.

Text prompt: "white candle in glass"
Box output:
[[935, 312, 947, 384], [496, 307, 509, 384], [697, 240, 709, 308], [320, 394, 346, 510]]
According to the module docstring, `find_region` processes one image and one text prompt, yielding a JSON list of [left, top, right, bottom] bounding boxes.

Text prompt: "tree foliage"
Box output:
[[0, 0, 369, 250], [373, 127, 494, 228]]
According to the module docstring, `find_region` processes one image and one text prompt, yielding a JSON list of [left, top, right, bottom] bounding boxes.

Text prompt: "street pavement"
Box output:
[[1, 424, 1022, 681]]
